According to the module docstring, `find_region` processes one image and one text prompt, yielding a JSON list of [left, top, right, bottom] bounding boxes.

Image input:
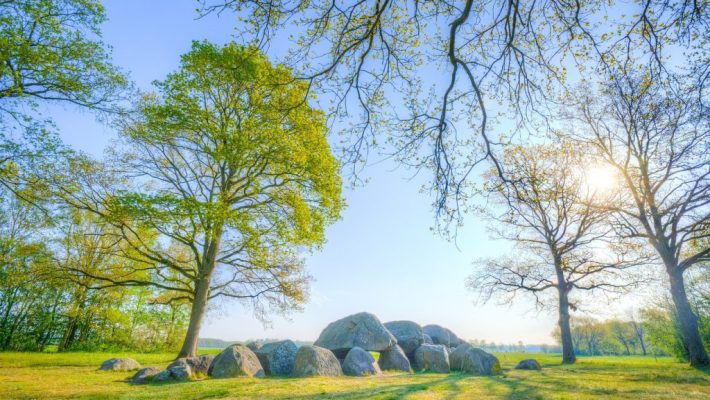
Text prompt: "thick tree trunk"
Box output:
[[667, 267, 710, 367], [177, 232, 222, 359], [177, 276, 211, 358], [557, 285, 576, 364]]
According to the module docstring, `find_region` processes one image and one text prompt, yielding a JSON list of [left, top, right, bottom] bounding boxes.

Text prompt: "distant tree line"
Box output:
[[0, 190, 189, 352], [550, 269, 709, 359]]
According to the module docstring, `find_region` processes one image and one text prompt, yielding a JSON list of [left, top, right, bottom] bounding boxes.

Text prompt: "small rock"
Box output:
[[291, 345, 343, 377], [153, 364, 192, 382], [208, 344, 265, 378], [422, 334, 433, 345], [413, 344, 450, 373], [131, 367, 161, 384], [168, 355, 214, 375], [99, 357, 141, 371], [342, 347, 381, 377], [378, 344, 411, 372], [515, 358, 542, 370], [153, 369, 172, 382]]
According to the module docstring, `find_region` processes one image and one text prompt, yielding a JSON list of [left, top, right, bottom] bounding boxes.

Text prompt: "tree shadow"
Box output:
[[277, 374, 469, 399]]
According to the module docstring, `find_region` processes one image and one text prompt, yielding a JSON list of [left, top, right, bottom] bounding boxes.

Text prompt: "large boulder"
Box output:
[[516, 359, 542, 370], [154, 364, 192, 382], [253, 340, 299, 376], [167, 355, 214, 375], [450, 345, 500, 375], [246, 341, 262, 351], [422, 324, 462, 347], [99, 357, 141, 371], [341, 347, 381, 377], [314, 312, 397, 358], [383, 321, 424, 357], [291, 345, 343, 377], [131, 367, 161, 384], [422, 334, 433, 345], [413, 344, 450, 373], [377, 344, 411, 372], [208, 344, 265, 378]]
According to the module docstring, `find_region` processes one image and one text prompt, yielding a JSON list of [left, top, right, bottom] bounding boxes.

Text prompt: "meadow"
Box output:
[[0, 351, 707, 399]]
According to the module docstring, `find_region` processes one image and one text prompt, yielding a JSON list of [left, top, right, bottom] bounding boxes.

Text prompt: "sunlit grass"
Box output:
[[0, 352, 707, 399]]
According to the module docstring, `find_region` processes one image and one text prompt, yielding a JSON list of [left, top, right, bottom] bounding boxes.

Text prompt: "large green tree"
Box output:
[[1, 0, 127, 205], [68, 41, 343, 358]]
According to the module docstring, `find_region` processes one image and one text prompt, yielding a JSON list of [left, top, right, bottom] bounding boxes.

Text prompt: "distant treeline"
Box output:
[[551, 286, 710, 359], [0, 194, 189, 352]]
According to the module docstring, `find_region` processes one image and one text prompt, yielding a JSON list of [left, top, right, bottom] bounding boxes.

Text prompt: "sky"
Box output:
[[45, 0, 653, 345]]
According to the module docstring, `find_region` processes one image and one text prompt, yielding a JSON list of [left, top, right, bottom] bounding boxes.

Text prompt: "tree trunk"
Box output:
[[177, 232, 222, 359], [177, 275, 211, 358], [557, 285, 576, 364], [637, 331, 647, 356], [667, 267, 710, 367]]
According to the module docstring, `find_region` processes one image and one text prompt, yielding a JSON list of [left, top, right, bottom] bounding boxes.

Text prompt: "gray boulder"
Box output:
[[253, 340, 299, 376], [246, 341, 262, 351], [422, 334, 433, 345], [291, 345, 343, 377], [99, 357, 141, 371], [377, 344, 411, 372], [208, 344, 265, 378], [422, 324, 462, 347], [450, 345, 500, 375], [413, 344, 450, 373], [167, 354, 214, 375], [342, 347, 381, 377], [153, 364, 192, 382], [314, 312, 397, 358], [131, 367, 161, 384], [516, 358, 542, 370], [383, 321, 424, 357]]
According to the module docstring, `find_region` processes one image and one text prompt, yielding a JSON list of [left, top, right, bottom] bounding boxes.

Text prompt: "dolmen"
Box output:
[[108, 310, 502, 385]]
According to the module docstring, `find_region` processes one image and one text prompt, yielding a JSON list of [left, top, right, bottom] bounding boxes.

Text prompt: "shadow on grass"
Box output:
[[275, 374, 470, 400]]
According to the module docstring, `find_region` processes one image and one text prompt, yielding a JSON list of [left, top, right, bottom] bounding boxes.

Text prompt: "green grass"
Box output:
[[0, 352, 707, 399]]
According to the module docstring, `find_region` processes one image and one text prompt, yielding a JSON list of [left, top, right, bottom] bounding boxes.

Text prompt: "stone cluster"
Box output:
[[99, 311, 535, 384]]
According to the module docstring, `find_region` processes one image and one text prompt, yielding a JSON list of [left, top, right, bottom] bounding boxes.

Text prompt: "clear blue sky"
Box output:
[[46, 0, 649, 345]]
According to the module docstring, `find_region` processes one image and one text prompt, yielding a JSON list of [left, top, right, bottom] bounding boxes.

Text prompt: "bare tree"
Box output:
[[469, 142, 642, 363], [570, 73, 710, 366], [628, 309, 648, 355], [201, 0, 710, 222]]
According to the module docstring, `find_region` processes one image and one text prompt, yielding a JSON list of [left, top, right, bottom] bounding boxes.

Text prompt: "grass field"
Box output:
[[0, 351, 708, 399]]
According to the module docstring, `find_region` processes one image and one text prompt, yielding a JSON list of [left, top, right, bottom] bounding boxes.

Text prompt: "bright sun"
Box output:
[[584, 164, 618, 195]]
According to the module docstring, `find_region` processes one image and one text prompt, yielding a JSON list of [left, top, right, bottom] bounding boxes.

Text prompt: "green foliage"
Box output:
[[0, 190, 188, 352], [0, 0, 128, 119], [92, 41, 343, 321], [641, 272, 710, 361]]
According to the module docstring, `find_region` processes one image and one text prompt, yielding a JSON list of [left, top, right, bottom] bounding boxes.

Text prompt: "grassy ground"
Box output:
[[0, 351, 708, 399]]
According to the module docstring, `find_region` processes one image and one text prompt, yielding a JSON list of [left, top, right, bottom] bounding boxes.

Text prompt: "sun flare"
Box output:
[[585, 164, 618, 195]]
